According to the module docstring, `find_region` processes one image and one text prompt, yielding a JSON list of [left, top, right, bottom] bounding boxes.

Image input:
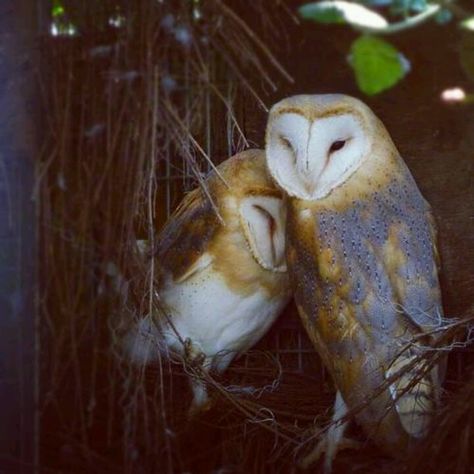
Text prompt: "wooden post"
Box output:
[[0, 1, 45, 472]]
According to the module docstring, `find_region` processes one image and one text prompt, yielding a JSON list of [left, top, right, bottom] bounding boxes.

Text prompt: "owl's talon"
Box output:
[[183, 338, 207, 369], [300, 435, 361, 472], [188, 395, 212, 418], [300, 392, 354, 473], [193, 351, 206, 367], [336, 438, 362, 451], [187, 374, 212, 417], [183, 337, 193, 358]]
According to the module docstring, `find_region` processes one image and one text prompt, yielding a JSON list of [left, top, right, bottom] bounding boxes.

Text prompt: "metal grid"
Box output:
[[256, 312, 324, 376]]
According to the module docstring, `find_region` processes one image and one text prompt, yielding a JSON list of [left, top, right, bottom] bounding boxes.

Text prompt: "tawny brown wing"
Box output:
[[156, 187, 221, 284]]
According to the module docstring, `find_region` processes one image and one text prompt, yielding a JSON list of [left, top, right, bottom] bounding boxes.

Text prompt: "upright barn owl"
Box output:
[[125, 149, 291, 411], [265, 94, 445, 469]]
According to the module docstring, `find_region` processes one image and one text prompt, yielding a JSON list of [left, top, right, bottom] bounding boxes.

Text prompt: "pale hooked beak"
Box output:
[[296, 156, 320, 197], [299, 173, 316, 196]]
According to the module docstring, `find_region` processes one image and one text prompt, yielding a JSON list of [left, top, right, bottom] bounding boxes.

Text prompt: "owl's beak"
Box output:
[[296, 160, 315, 197], [295, 170, 315, 197], [296, 147, 325, 198]]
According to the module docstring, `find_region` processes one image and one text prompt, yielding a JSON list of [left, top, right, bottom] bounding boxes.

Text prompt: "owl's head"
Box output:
[[265, 94, 390, 201]]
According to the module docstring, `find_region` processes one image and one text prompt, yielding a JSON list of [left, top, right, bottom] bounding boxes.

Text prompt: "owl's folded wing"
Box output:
[[382, 207, 443, 332], [156, 187, 221, 284], [379, 208, 444, 439]]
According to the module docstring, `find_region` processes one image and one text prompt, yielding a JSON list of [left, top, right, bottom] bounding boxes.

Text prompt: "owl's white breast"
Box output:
[[160, 253, 289, 371]]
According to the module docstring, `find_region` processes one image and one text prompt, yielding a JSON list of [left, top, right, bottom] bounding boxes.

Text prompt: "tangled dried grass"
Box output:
[[405, 307, 474, 474], [37, 1, 306, 472], [37, 1, 474, 472]]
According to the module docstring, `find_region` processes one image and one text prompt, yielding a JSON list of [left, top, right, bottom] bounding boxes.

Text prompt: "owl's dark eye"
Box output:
[[280, 136, 292, 150], [329, 139, 346, 155]]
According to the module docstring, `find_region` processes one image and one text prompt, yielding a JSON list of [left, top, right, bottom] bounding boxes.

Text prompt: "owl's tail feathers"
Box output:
[[122, 317, 163, 365], [299, 391, 361, 473], [386, 354, 436, 439]]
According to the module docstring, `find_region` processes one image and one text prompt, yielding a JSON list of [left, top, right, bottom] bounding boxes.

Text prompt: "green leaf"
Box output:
[[410, 0, 428, 13], [390, 0, 428, 15], [52, 0, 65, 17], [298, 2, 346, 24], [459, 31, 474, 81], [361, 0, 392, 6], [349, 35, 409, 95], [435, 8, 453, 24], [461, 16, 474, 31], [390, 0, 409, 16], [298, 1, 388, 29]]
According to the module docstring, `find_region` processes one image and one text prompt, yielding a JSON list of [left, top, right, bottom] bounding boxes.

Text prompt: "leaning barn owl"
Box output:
[[125, 149, 291, 411], [265, 94, 445, 470]]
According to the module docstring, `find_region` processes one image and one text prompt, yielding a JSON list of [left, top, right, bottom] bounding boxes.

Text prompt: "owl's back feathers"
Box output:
[[287, 165, 443, 452]]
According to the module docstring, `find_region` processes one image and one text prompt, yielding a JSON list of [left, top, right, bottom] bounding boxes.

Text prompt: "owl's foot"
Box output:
[[299, 434, 361, 472], [183, 339, 212, 416], [300, 391, 359, 473], [183, 337, 206, 368]]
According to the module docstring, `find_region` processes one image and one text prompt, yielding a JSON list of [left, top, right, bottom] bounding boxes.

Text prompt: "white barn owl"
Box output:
[[125, 149, 291, 411], [265, 94, 445, 470]]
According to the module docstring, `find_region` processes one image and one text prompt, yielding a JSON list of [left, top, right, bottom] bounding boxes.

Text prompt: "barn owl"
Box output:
[[124, 149, 291, 412], [265, 94, 445, 470]]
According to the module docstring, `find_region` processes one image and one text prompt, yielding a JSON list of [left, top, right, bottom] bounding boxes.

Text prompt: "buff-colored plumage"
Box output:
[[125, 149, 291, 411], [265, 94, 444, 467]]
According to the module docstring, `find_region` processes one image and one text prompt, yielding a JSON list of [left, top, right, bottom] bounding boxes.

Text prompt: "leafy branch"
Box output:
[[299, 0, 474, 95]]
